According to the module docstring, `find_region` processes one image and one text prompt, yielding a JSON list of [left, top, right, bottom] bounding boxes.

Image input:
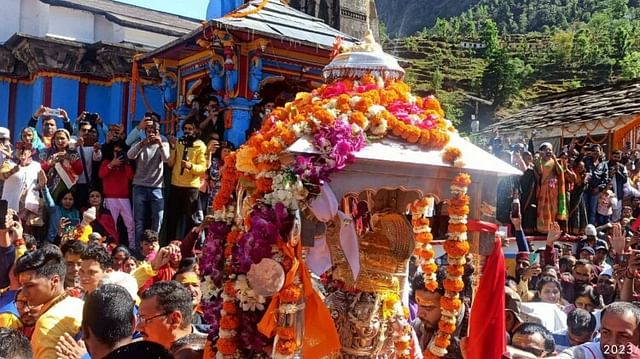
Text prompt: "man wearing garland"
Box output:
[[411, 269, 463, 358]]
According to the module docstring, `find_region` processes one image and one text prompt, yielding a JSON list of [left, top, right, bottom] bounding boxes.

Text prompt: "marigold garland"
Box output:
[[411, 198, 438, 293], [213, 154, 239, 210], [426, 173, 471, 358]]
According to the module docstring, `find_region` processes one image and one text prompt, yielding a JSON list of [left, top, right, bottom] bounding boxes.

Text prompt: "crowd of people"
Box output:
[[0, 99, 281, 359], [1, 102, 640, 359], [456, 130, 640, 358]]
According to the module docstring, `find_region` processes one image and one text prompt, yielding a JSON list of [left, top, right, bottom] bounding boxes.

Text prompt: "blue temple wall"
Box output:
[[86, 84, 112, 124], [0, 81, 10, 128], [51, 77, 79, 121]]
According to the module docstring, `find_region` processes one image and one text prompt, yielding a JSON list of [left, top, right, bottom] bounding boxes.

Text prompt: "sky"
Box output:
[[116, 0, 210, 19]]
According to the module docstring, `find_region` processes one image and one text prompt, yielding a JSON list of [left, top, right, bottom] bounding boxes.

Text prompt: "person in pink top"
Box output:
[[99, 141, 134, 246]]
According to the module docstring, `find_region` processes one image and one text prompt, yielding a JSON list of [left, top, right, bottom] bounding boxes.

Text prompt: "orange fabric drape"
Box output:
[[257, 238, 340, 358]]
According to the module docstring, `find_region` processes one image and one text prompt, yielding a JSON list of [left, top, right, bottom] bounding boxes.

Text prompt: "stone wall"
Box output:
[[289, 0, 379, 39]]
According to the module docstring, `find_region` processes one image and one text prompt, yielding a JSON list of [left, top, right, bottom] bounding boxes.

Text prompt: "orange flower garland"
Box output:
[[213, 154, 239, 210], [427, 173, 471, 358], [411, 198, 438, 292], [274, 282, 303, 357]]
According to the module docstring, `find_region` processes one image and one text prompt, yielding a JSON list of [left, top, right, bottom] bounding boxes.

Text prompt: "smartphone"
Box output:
[[44, 108, 62, 117], [64, 218, 80, 233], [0, 200, 7, 230], [528, 252, 540, 266]]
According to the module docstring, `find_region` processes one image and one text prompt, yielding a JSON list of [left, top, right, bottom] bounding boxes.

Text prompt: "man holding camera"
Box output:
[[127, 116, 170, 252], [167, 120, 207, 242], [74, 120, 102, 208], [28, 106, 73, 148]]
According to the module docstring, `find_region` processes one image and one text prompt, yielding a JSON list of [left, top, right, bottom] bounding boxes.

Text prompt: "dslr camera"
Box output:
[[179, 134, 196, 148], [85, 113, 99, 126]]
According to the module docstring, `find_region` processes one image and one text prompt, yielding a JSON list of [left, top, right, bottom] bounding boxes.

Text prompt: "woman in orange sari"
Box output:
[[535, 143, 567, 233]]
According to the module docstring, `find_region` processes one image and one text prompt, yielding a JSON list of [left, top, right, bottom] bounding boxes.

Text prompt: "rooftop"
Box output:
[[484, 80, 640, 133], [143, 0, 358, 61], [41, 0, 201, 37]]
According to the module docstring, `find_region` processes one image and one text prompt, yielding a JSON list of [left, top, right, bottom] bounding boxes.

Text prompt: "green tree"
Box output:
[[551, 30, 575, 64], [621, 51, 640, 78], [613, 22, 633, 62], [433, 18, 452, 39], [482, 49, 528, 106], [480, 19, 500, 57], [378, 21, 390, 46]]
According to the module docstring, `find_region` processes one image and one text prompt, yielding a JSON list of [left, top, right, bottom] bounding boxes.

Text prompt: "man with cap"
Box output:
[[28, 106, 73, 148], [593, 241, 611, 274], [506, 286, 543, 342], [596, 267, 616, 305], [578, 246, 595, 262], [576, 224, 608, 256]]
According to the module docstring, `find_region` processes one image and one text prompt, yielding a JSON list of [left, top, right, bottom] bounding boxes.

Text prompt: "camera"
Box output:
[[179, 134, 196, 148], [85, 113, 99, 125]]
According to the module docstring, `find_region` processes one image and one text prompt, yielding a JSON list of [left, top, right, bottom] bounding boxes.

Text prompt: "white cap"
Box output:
[[585, 224, 597, 237], [98, 271, 139, 303], [600, 267, 613, 278], [0, 127, 10, 140]]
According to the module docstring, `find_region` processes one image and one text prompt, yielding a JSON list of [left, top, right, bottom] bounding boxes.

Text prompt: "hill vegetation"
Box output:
[[379, 0, 640, 128]]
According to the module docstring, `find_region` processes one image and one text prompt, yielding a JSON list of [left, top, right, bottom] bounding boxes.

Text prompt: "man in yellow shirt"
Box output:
[[15, 245, 84, 359], [167, 120, 207, 242]]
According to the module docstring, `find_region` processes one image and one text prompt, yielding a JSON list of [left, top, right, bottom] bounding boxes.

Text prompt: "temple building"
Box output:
[[1, 0, 376, 139], [144, 0, 358, 147], [0, 0, 199, 137]]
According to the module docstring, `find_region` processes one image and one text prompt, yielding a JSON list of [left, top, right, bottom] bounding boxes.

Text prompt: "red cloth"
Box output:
[[138, 264, 176, 295], [98, 160, 134, 198], [467, 238, 506, 359], [467, 220, 499, 233], [82, 207, 119, 244]]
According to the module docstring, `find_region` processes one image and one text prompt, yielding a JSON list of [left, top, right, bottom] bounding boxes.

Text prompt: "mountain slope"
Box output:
[[378, 0, 633, 37], [376, 0, 480, 37]]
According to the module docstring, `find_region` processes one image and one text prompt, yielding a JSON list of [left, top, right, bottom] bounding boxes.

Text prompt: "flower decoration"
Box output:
[[202, 51, 467, 357], [426, 172, 471, 358], [442, 146, 463, 167], [411, 198, 438, 292]]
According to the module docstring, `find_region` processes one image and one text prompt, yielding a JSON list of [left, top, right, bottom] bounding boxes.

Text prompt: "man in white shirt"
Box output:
[[555, 302, 640, 359], [74, 121, 102, 207]]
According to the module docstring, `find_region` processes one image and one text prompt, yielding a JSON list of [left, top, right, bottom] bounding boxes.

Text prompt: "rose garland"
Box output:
[[411, 198, 438, 292], [425, 173, 472, 358]]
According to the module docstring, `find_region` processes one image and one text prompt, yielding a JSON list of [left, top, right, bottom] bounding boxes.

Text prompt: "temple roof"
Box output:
[[483, 80, 640, 134], [142, 0, 358, 61], [40, 0, 201, 37]]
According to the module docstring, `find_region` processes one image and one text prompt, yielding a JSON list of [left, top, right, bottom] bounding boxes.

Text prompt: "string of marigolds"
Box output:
[[411, 198, 438, 292], [273, 281, 303, 358], [217, 229, 242, 357], [425, 173, 471, 358]]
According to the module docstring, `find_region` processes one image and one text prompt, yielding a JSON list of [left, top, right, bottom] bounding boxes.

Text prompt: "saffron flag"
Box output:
[[467, 237, 506, 359]]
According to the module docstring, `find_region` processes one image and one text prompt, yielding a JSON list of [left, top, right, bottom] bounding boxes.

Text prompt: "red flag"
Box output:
[[467, 238, 506, 359]]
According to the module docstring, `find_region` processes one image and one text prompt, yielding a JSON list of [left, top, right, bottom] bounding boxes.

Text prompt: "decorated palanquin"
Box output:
[[201, 31, 521, 359]]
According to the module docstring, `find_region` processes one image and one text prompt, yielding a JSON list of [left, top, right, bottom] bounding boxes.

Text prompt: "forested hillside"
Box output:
[[378, 0, 639, 37], [379, 0, 640, 129]]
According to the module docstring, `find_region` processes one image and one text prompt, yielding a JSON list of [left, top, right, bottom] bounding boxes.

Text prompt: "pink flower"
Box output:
[[355, 83, 377, 93], [321, 81, 349, 98]]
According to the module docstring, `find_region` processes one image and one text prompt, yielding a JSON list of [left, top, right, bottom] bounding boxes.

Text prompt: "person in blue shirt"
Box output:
[[553, 308, 596, 351]]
